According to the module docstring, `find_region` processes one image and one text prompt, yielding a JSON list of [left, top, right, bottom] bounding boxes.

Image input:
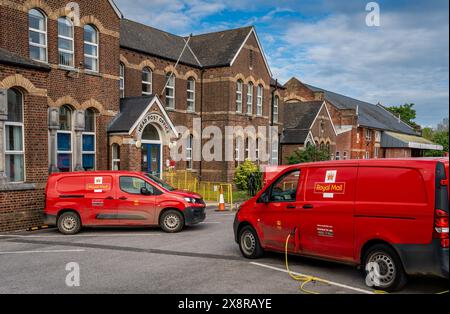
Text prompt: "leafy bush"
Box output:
[[287, 145, 331, 164], [234, 160, 262, 193]]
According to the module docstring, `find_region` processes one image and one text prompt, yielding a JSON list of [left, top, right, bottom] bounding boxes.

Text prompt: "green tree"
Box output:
[[386, 103, 419, 129], [234, 160, 262, 192], [286, 145, 331, 165]]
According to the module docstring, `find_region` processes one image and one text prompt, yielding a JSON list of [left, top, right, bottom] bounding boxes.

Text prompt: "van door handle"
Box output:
[[119, 197, 128, 201], [105, 196, 114, 200], [286, 204, 297, 209], [303, 204, 314, 209]]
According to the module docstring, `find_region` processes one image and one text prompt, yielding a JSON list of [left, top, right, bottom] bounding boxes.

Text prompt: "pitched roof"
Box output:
[[281, 101, 323, 145], [187, 26, 253, 68], [280, 129, 311, 145], [0, 48, 50, 71], [108, 96, 156, 133], [120, 19, 201, 67], [283, 101, 324, 129], [305, 84, 417, 135]]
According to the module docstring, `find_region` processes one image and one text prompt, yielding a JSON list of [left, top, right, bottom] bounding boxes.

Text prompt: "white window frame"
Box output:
[[256, 138, 261, 163], [82, 109, 96, 171], [119, 63, 125, 98], [375, 130, 381, 142], [365, 151, 370, 159], [374, 147, 379, 159], [142, 67, 153, 96], [165, 73, 175, 109], [273, 96, 279, 123], [343, 151, 348, 160], [247, 83, 253, 115], [56, 130, 74, 172], [186, 135, 193, 170], [366, 129, 372, 141], [84, 25, 99, 72], [28, 9, 47, 63], [335, 151, 341, 161], [236, 80, 243, 113], [58, 17, 74, 68], [256, 85, 263, 116], [271, 138, 278, 166], [235, 137, 243, 166], [187, 78, 195, 112], [111, 144, 121, 171]]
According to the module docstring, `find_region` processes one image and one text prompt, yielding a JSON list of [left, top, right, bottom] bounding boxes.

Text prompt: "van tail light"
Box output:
[[433, 209, 449, 248]]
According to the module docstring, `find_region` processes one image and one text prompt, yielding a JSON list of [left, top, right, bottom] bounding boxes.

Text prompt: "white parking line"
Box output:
[[0, 234, 162, 238], [0, 249, 85, 255], [250, 262, 374, 294]]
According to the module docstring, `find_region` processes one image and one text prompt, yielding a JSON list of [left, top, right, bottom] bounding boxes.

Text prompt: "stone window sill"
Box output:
[[0, 182, 37, 192]]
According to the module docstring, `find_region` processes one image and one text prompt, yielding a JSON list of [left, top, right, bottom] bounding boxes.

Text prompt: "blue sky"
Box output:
[[114, 0, 449, 127]]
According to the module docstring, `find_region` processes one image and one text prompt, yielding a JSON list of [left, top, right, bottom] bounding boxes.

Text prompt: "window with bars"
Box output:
[[84, 25, 99, 72], [82, 109, 96, 171], [58, 17, 74, 67]]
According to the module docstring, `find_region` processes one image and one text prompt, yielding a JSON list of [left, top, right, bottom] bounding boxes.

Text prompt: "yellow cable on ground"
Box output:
[[284, 233, 330, 294]]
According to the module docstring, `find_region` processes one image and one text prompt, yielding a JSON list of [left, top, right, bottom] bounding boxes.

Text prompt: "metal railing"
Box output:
[[162, 170, 234, 209]]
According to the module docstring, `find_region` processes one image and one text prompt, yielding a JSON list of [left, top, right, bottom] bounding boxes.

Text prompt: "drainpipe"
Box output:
[[199, 68, 205, 181]]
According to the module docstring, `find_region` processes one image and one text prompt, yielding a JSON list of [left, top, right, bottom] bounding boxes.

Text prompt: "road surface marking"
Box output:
[[250, 262, 374, 294], [0, 249, 85, 255]]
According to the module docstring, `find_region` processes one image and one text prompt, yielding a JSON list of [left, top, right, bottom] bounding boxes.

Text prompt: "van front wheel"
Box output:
[[239, 226, 264, 259], [363, 244, 407, 292], [160, 210, 184, 233], [57, 212, 81, 235]]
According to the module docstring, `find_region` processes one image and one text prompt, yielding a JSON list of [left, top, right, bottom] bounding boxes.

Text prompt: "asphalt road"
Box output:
[[0, 208, 448, 294]]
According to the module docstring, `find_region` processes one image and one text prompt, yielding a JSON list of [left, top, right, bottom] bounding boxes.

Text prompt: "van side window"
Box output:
[[120, 176, 154, 195], [269, 170, 300, 202]]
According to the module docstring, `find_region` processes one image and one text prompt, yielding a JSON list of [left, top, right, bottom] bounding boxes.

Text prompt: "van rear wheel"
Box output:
[[57, 212, 81, 235], [239, 226, 264, 259], [160, 210, 184, 233], [363, 244, 407, 292]]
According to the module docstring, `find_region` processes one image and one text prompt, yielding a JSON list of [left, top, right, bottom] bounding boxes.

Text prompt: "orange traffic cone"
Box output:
[[216, 186, 226, 212]]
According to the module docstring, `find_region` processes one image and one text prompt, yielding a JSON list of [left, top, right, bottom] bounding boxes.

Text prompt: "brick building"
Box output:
[[0, 0, 282, 231], [280, 77, 443, 163]]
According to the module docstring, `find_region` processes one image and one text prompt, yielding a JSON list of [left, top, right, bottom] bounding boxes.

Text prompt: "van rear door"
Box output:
[[298, 165, 358, 262]]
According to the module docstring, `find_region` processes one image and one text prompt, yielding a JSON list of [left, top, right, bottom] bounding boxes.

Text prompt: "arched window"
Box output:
[[187, 78, 195, 112], [58, 17, 74, 67], [142, 124, 159, 141], [271, 136, 279, 166], [256, 85, 263, 116], [84, 25, 99, 72], [112, 144, 121, 170], [247, 82, 253, 114], [5, 89, 25, 182], [273, 96, 279, 123], [245, 138, 250, 160], [142, 67, 152, 95], [57, 105, 73, 172], [236, 80, 243, 113], [165, 72, 175, 108], [256, 137, 262, 164], [82, 108, 96, 171], [119, 63, 125, 98], [28, 9, 47, 62], [186, 134, 193, 170]]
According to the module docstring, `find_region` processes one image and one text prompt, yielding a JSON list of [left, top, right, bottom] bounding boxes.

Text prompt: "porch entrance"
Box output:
[[141, 124, 162, 177]]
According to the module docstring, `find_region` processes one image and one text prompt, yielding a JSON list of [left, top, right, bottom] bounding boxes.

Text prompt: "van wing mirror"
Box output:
[[140, 187, 152, 196], [258, 193, 270, 204]]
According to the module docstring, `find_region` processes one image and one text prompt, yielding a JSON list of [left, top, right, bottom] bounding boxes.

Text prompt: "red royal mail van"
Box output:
[[44, 171, 206, 234], [234, 158, 449, 291]]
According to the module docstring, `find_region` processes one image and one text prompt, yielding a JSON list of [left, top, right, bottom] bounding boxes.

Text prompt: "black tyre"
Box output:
[[57, 212, 81, 235], [363, 244, 408, 292], [160, 210, 185, 233], [239, 226, 264, 259]]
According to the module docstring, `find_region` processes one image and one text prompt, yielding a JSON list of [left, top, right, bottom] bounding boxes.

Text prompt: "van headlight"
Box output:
[[184, 197, 196, 204]]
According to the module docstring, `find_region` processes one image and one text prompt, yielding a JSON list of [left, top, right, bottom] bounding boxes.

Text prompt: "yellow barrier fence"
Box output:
[[162, 170, 234, 209]]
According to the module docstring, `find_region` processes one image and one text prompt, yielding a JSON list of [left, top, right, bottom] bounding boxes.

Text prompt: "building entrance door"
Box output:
[[142, 144, 161, 177]]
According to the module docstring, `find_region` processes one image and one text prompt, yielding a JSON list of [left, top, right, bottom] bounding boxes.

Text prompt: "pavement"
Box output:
[[0, 207, 448, 294]]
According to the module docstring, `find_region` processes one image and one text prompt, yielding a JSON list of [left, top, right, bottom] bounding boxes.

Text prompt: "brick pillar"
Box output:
[[48, 107, 60, 173]]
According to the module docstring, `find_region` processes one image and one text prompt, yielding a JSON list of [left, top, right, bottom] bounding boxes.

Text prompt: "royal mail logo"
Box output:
[[86, 184, 111, 191], [314, 182, 346, 194]]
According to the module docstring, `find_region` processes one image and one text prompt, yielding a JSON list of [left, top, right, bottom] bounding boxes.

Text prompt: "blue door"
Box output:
[[142, 144, 161, 177]]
